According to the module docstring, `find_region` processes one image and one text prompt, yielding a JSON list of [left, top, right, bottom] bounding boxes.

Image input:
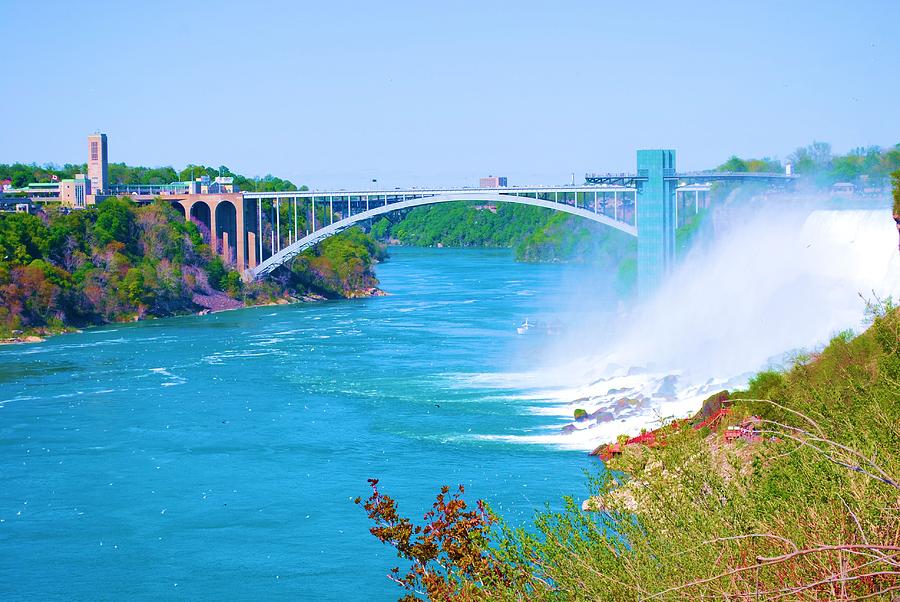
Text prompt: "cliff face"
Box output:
[[894, 212, 900, 258], [893, 172, 900, 257]]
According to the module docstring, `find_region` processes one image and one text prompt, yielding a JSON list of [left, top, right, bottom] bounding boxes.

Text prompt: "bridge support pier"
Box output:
[[248, 232, 257, 269], [209, 208, 218, 258], [236, 201, 246, 272], [636, 150, 677, 296]]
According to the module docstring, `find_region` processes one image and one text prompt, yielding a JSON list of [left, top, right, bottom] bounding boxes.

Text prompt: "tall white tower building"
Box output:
[[87, 133, 108, 194]]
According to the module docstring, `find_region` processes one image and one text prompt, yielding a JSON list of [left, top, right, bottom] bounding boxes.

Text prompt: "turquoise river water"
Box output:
[[0, 248, 612, 601]]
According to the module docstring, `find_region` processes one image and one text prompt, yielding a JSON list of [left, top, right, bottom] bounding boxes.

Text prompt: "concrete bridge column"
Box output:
[[180, 200, 193, 225], [236, 197, 246, 272], [248, 232, 257, 269], [209, 201, 218, 258], [174, 199, 190, 223]]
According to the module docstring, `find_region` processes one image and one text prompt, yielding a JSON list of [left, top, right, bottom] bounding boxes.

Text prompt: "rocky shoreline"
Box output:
[[1, 286, 385, 346]]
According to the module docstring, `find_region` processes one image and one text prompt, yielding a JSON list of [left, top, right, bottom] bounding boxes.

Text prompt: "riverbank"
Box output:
[[359, 299, 900, 600], [0, 201, 386, 344], [0, 246, 592, 601], [0, 285, 386, 346]]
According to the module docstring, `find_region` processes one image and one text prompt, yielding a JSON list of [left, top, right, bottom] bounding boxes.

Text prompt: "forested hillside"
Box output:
[[0, 199, 383, 341]]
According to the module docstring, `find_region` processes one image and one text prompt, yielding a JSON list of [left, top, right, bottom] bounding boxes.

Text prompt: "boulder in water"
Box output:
[[592, 411, 615, 423]]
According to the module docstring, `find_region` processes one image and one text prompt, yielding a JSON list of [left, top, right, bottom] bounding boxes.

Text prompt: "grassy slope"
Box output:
[[491, 302, 899, 600]]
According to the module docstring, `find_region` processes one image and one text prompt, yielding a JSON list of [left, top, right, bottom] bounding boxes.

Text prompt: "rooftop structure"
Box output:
[[479, 176, 507, 188], [59, 174, 91, 208]]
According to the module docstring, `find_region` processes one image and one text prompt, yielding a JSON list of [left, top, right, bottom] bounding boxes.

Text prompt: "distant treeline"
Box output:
[[717, 141, 900, 187], [370, 202, 637, 288], [0, 162, 301, 193], [371, 142, 900, 281]]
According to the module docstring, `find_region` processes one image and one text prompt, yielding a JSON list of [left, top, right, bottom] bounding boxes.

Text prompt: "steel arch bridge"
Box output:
[[245, 187, 639, 279], [239, 150, 796, 290]]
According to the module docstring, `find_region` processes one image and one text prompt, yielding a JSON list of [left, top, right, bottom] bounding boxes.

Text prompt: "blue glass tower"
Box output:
[[636, 150, 677, 296]]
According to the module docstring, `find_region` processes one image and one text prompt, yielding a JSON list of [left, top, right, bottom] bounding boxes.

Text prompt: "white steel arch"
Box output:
[[249, 192, 637, 280]]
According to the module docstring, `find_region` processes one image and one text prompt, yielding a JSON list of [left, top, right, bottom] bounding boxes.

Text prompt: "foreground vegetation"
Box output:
[[357, 170, 900, 601], [360, 298, 900, 600], [0, 199, 384, 341]]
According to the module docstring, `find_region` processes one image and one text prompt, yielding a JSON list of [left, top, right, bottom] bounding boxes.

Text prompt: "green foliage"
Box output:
[[0, 212, 51, 263], [717, 155, 782, 173], [789, 142, 900, 187], [0, 162, 85, 188], [0, 199, 254, 335], [892, 170, 900, 215], [222, 271, 243, 297], [206, 256, 227, 291], [720, 142, 900, 189], [379, 201, 637, 287], [93, 197, 135, 246], [107, 163, 178, 186], [675, 208, 708, 253], [386, 202, 555, 249], [362, 307, 900, 599], [370, 217, 391, 240], [0, 161, 300, 193], [291, 227, 386, 298], [172, 164, 299, 192]]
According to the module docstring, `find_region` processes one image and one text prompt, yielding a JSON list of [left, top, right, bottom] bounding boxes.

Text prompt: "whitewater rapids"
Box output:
[[474, 201, 900, 451]]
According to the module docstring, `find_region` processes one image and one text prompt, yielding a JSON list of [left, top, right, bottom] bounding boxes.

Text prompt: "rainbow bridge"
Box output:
[[150, 150, 793, 294]]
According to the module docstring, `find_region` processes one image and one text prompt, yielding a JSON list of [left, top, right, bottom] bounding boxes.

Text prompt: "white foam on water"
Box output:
[[148, 367, 186, 387], [478, 203, 900, 451], [0, 395, 38, 407]]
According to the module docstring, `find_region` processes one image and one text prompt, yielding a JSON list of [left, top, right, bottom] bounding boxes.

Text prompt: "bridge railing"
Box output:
[[242, 183, 638, 199]]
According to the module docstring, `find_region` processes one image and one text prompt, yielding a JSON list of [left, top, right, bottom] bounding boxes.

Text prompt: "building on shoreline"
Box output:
[[479, 175, 507, 188], [50, 134, 243, 209], [59, 174, 91, 208]]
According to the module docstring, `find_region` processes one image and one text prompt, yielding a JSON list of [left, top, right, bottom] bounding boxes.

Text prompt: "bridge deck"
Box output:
[[248, 189, 639, 279], [243, 184, 636, 200]]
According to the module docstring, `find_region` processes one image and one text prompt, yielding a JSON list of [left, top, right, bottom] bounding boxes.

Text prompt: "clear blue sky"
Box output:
[[1, 0, 899, 189]]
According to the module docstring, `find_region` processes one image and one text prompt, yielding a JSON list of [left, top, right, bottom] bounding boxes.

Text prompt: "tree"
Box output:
[[892, 170, 900, 216], [789, 141, 832, 174], [356, 479, 520, 600], [93, 198, 135, 246], [123, 267, 146, 307], [0, 213, 50, 264], [718, 155, 748, 172]]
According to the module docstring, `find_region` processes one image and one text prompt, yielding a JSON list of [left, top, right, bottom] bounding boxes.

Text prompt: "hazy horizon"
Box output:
[[2, 0, 899, 189]]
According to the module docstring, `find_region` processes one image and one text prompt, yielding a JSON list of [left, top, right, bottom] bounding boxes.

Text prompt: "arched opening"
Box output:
[[251, 192, 639, 279], [214, 200, 237, 265], [171, 201, 186, 220], [190, 201, 212, 244]]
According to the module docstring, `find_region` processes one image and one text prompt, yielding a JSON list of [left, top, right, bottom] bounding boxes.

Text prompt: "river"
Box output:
[[0, 248, 610, 601], [4, 203, 898, 601]]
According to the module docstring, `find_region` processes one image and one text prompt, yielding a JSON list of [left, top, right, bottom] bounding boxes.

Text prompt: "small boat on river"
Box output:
[[516, 319, 533, 335]]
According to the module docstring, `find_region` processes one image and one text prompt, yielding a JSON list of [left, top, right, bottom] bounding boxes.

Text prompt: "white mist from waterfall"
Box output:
[[476, 199, 900, 451]]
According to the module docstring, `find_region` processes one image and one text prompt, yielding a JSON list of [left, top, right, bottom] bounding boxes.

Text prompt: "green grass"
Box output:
[[485, 299, 900, 600], [362, 300, 900, 601]]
